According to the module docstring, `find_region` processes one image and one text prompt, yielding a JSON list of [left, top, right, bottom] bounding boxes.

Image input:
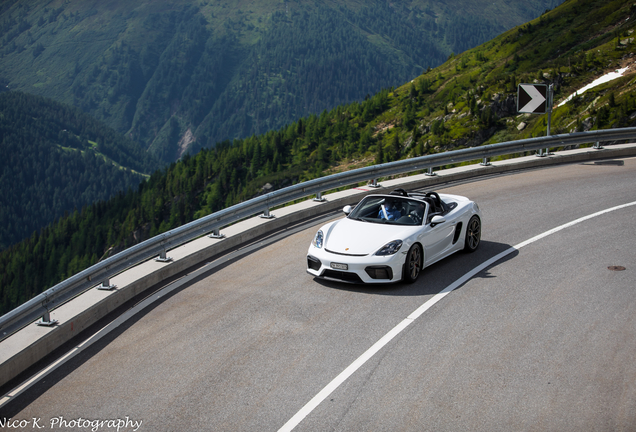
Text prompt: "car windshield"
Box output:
[[348, 196, 427, 225]]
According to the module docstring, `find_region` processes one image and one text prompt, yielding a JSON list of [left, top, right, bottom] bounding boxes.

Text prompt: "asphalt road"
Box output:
[[2, 158, 635, 432]]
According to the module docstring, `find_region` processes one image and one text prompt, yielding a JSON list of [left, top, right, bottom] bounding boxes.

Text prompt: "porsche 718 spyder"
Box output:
[[306, 189, 481, 283]]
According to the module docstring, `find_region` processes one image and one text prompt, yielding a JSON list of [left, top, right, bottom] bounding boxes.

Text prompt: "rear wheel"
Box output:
[[464, 215, 481, 252], [403, 244, 422, 283]]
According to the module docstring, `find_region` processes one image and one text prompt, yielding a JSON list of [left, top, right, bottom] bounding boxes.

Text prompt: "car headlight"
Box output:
[[375, 240, 403, 256], [312, 230, 324, 249]]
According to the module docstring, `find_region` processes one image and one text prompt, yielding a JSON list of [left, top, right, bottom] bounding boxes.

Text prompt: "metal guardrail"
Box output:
[[1, 127, 635, 340]]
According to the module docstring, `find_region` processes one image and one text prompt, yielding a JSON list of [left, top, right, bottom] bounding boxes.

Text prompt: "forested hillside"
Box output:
[[0, 0, 561, 164], [0, 91, 162, 250]]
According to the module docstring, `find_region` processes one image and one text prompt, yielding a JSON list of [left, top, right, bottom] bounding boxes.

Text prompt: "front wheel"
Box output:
[[463, 215, 481, 252], [403, 244, 422, 283]]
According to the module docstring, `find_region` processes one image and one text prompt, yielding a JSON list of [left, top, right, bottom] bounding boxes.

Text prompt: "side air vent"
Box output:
[[452, 222, 463, 244]]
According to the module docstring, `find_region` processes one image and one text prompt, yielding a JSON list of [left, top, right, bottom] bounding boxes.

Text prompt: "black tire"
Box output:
[[403, 244, 422, 283], [463, 215, 481, 252]]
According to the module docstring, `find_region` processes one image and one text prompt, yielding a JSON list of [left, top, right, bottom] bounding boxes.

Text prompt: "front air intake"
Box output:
[[322, 270, 364, 283], [365, 266, 393, 280], [307, 255, 322, 271]]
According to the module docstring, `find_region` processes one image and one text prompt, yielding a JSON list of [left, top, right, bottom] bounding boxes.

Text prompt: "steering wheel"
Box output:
[[409, 212, 422, 224]]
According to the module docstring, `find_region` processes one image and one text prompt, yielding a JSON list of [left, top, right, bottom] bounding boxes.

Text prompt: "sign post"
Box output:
[[517, 83, 553, 156]]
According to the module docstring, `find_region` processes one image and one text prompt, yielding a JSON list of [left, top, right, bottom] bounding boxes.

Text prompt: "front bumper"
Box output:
[[306, 245, 406, 284]]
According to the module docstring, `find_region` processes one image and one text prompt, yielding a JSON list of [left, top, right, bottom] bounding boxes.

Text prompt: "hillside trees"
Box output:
[[0, 0, 562, 165], [190, 6, 429, 158], [0, 91, 161, 250]]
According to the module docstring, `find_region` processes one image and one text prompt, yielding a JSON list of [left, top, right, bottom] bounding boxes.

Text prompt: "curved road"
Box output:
[[3, 158, 636, 431]]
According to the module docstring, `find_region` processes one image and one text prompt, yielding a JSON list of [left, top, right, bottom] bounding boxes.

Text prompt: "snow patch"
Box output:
[[558, 67, 629, 107]]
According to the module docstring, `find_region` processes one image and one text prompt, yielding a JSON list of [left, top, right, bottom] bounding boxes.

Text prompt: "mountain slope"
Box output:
[[0, 91, 162, 250], [0, 0, 561, 164], [377, 0, 636, 154], [2, 0, 634, 315]]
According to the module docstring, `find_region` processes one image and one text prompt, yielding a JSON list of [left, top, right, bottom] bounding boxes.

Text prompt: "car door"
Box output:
[[421, 212, 457, 266]]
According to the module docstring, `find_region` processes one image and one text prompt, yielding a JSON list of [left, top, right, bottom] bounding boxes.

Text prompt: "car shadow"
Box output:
[[312, 240, 517, 297]]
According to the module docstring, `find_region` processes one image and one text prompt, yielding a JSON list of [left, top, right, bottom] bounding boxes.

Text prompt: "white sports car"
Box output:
[[306, 189, 481, 283]]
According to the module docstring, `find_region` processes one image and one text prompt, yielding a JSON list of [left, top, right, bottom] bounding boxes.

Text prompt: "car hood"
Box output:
[[324, 217, 418, 255]]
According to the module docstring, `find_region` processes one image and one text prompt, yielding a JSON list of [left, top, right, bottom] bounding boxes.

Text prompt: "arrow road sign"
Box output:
[[518, 83, 547, 114]]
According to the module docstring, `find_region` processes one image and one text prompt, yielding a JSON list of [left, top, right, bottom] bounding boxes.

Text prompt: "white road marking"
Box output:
[[8, 349, 78, 397], [278, 200, 636, 432]]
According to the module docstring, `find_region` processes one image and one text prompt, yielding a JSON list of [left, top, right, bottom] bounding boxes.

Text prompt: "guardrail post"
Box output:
[[593, 141, 604, 150], [313, 191, 326, 202], [208, 229, 225, 239], [368, 179, 381, 188], [425, 166, 436, 176], [36, 308, 58, 327], [97, 277, 116, 290], [480, 157, 491, 166], [260, 208, 275, 219], [155, 250, 172, 262]]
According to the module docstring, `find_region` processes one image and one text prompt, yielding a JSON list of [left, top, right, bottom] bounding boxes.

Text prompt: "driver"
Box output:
[[378, 200, 402, 220], [409, 201, 426, 224]]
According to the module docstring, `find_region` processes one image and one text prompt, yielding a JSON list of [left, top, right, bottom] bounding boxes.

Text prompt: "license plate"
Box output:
[[330, 262, 348, 270]]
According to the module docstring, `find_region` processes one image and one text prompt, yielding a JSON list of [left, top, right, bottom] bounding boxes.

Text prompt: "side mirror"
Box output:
[[430, 215, 446, 226], [343, 205, 352, 215]]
